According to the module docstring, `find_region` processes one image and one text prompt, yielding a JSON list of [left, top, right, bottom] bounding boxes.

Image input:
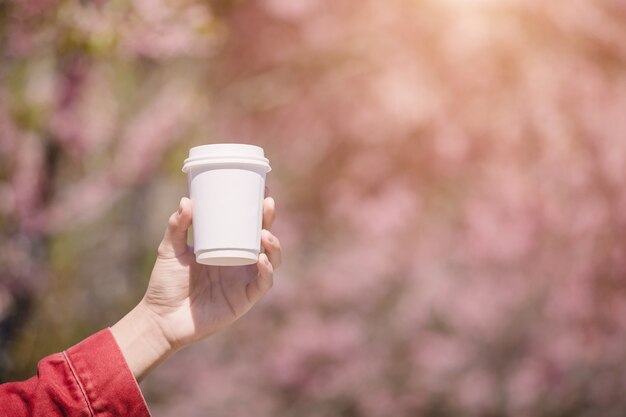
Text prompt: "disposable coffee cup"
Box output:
[[182, 144, 271, 266]]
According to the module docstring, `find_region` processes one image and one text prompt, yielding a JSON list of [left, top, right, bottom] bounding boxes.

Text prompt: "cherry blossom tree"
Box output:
[[147, 1, 626, 416], [3, 0, 626, 416]]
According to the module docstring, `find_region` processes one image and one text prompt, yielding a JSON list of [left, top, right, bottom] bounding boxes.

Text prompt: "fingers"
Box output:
[[261, 229, 282, 269], [246, 228, 281, 305], [262, 197, 276, 230], [158, 197, 193, 259], [246, 253, 274, 304]]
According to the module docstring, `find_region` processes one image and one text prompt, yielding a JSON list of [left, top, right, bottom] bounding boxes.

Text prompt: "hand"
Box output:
[[112, 193, 282, 381], [145, 192, 281, 346]]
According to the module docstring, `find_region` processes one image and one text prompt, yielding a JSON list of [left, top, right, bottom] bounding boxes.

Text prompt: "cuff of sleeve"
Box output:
[[64, 328, 151, 417]]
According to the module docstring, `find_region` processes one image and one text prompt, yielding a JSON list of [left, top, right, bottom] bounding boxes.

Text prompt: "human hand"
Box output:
[[112, 193, 281, 381]]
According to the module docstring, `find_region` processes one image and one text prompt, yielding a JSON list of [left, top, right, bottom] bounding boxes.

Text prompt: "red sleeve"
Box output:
[[0, 329, 151, 417]]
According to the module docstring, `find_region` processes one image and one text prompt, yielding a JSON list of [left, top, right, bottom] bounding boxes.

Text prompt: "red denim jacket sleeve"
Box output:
[[0, 328, 151, 417]]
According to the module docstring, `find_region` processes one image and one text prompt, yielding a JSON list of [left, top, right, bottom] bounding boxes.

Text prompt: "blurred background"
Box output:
[[2, 0, 626, 415]]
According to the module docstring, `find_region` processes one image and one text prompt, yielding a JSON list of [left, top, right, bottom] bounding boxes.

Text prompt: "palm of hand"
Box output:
[[145, 252, 264, 348]]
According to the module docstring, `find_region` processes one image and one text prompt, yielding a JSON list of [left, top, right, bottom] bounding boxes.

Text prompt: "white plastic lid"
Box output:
[[182, 143, 271, 173]]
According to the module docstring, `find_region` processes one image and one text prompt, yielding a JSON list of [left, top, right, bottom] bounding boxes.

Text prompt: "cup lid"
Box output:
[[182, 143, 271, 173]]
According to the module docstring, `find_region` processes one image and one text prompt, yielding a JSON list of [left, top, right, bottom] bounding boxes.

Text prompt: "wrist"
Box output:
[[111, 302, 175, 382]]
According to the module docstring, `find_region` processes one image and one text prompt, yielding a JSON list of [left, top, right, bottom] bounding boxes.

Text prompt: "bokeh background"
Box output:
[[2, 0, 626, 415]]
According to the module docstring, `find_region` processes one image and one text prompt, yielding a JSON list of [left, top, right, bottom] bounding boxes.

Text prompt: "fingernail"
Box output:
[[264, 255, 271, 267], [178, 199, 184, 215]]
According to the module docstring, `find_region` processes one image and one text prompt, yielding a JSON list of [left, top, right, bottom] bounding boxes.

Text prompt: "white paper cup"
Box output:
[[182, 144, 271, 266]]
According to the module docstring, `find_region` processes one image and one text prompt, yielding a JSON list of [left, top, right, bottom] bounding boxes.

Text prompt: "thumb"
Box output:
[[157, 197, 193, 258]]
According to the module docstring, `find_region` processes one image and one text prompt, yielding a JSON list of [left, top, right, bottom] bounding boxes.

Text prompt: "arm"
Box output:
[[0, 329, 150, 417], [111, 195, 281, 381], [0, 195, 282, 415]]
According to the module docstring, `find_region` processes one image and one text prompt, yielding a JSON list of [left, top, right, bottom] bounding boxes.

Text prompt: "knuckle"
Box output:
[[157, 242, 172, 258], [168, 214, 178, 228]]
